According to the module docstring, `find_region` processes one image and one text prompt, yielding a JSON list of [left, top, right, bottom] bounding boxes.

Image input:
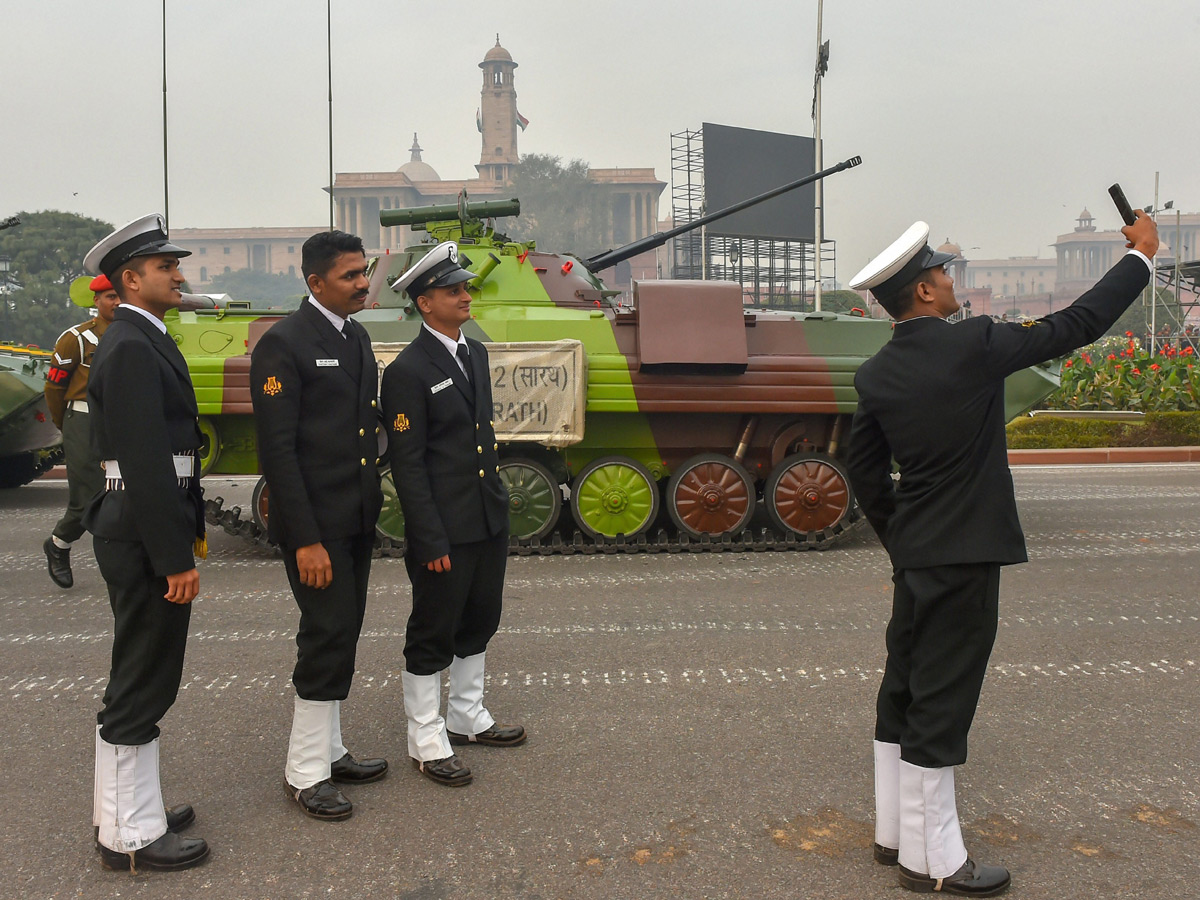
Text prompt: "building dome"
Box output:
[[481, 35, 515, 65], [936, 238, 962, 258], [397, 133, 440, 181]]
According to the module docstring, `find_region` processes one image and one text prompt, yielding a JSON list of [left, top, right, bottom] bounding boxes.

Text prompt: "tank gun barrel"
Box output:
[[585, 155, 862, 273], [379, 198, 520, 229]]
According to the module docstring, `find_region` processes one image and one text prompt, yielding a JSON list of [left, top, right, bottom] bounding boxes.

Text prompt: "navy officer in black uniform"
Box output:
[[250, 230, 387, 820], [381, 241, 525, 788], [82, 214, 210, 872], [845, 211, 1159, 896]]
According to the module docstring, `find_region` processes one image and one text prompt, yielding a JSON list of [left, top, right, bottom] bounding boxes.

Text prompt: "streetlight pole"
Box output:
[[1150, 172, 1159, 351], [812, 0, 827, 312]]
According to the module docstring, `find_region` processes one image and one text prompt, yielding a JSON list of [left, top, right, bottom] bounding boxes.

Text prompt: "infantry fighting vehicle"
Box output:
[[182, 160, 1060, 553], [0, 344, 62, 488]]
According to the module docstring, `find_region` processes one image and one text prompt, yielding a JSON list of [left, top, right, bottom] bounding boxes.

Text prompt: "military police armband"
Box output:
[[46, 366, 71, 385]]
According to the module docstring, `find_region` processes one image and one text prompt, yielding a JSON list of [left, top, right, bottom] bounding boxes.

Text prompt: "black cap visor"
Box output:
[[100, 237, 192, 278], [407, 259, 474, 299]]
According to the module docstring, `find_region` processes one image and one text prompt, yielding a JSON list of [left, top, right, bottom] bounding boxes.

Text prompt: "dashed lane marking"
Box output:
[[1, 659, 1194, 700]]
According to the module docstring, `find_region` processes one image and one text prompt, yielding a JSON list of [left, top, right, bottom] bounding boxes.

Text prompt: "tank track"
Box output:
[[204, 495, 864, 557]]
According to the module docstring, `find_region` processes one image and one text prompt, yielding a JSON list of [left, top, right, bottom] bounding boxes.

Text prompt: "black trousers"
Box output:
[[875, 563, 1001, 769], [403, 533, 507, 676], [54, 409, 103, 544], [283, 533, 373, 700], [94, 537, 191, 745]]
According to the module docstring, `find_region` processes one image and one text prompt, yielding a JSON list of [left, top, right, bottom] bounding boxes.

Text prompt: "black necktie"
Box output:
[[456, 343, 472, 384]]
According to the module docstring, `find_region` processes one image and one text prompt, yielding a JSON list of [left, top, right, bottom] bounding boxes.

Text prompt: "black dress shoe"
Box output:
[[44, 537, 72, 589], [411, 755, 473, 786], [898, 857, 1011, 896], [97, 831, 209, 872], [874, 843, 899, 866], [447, 724, 526, 747], [94, 803, 196, 845], [285, 779, 352, 820], [330, 752, 388, 784], [165, 804, 195, 833]]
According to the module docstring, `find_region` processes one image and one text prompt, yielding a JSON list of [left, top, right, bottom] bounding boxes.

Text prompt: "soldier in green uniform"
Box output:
[[42, 273, 119, 588]]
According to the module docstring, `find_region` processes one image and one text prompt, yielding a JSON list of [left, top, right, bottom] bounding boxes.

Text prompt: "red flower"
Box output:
[[1186, 347, 1195, 356], [1125, 331, 1134, 337], [1064, 360, 1073, 367], [1150, 363, 1161, 371], [1132, 367, 1141, 375], [1107, 354, 1116, 360]]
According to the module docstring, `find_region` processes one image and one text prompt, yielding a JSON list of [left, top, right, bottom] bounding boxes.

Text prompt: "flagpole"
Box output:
[[327, 0, 335, 231], [162, 0, 169, 228]]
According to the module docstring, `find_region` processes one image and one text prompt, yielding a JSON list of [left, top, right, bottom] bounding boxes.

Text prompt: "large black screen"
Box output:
[[701, 122, 819, 241]]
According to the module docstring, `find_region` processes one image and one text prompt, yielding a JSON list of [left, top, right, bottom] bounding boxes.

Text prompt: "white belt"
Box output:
[[104, 455, 196, 480], [68, 400, 89, 413]]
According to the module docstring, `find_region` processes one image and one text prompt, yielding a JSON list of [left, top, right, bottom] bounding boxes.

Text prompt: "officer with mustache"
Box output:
[[250, 230, 387, 821]]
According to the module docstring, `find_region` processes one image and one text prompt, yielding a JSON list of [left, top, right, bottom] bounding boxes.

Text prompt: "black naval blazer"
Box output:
[[380, 325, 508, 564], [83, 306, 204, 577], [250, 299, 383, 550], [846, 253, 1150, 571]]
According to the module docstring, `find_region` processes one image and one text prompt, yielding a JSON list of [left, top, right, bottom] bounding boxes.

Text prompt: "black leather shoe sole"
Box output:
[[97, 833, 210, 872], [898, 863, 1011, 896], [874, 843, 899, 866], [411, 757, 473, 787]]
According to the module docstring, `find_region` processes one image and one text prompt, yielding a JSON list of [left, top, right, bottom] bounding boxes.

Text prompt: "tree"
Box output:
[[207, 268, 307, 309], [1107, 286, 1182, 341], [504, 154, 608, 258], [819, 289, 870, 314], [0, 211, 114, 348]]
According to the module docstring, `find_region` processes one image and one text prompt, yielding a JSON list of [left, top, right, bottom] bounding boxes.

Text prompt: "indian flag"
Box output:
[[515, 110, 529, 131]]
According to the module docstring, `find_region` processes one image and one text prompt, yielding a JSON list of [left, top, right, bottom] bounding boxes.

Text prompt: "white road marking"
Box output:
[[1, 659, 1194, 701]]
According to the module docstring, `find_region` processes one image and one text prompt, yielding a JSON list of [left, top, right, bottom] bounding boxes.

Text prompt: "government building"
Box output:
[[174, 38, 665, 292]]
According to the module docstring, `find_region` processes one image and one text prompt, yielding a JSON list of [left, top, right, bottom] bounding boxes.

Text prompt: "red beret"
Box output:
[[89, 273, 113, 292]]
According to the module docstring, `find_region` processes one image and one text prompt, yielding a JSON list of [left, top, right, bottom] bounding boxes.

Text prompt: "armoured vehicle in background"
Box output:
[[178, 160, 1061, 553], [0, 344, 63, 488]]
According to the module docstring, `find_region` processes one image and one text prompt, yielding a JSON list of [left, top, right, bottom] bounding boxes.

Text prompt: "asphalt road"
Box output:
[[1, 465, 1197, 900]]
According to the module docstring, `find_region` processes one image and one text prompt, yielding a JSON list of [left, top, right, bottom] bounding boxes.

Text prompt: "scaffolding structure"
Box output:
[[669, 129, 836, 311]]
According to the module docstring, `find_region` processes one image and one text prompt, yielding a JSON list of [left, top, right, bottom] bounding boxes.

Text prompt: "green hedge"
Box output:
[[1006, 411, 1200, 449]]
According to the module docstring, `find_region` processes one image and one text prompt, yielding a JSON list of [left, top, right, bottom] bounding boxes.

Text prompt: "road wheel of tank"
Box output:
[[375, 467, 406, 541], [196, 417, 221, 477], [499, 458, 561, 542], [571, 456, 660, 540], [765, 452, 853, 542], [666, 453, 756, 539], [250, 475, 271, 534], [0, 452, 42, 489]]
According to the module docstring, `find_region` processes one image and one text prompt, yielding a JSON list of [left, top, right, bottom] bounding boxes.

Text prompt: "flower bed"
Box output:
[[1050, 332, 1200, 412]]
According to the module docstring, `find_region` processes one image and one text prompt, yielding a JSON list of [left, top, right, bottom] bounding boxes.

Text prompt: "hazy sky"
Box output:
[[6, 0, 1199, 281]]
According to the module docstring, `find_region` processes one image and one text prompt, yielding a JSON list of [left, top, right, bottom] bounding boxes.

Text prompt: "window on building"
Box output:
[[223, 247, 230, 255], [199, 247, 207, 256], [224, 266, 231, 274], [200, 266, 207, 282], [288, 265, 296, 278], [288, 246, 295, 253]]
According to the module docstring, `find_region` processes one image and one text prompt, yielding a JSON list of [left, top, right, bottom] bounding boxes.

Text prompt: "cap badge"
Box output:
[[447, 244, 458, 264], [263, 376, 282, 396]]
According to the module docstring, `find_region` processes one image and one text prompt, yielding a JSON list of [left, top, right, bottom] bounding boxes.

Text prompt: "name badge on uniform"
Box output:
[[431, 378, 453, 394], [316, 358, 339, 367]]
